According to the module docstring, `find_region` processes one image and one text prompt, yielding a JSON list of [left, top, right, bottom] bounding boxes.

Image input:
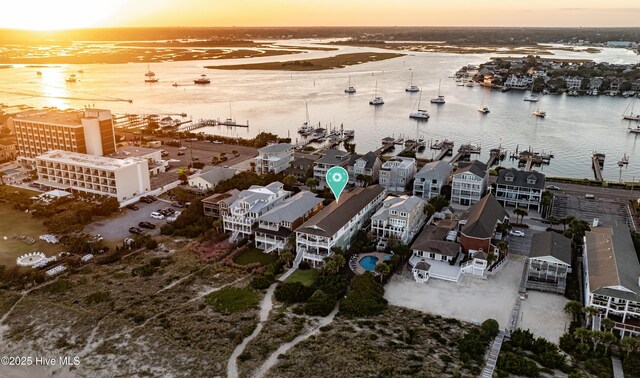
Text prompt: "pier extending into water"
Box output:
[[430, 139, 455, 161], [450, 144, 481, 165], [592, 152, 605, 182]]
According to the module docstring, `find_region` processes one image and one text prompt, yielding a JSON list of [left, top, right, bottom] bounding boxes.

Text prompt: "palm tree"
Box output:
[[583, 306, 600, 327], [283, 174, 297, 189], [601, 318, 615, 333], [560, 216, 575, 232], [279, 249, 295, 268], [496, 241, 509, 259], [212, 219, 222, 233], [564, 300, 584, 322], [574, 328, 590, 345], [513, 208, 528, 224], [321, 254, 345, 275], [620, 336, 640, 357], [375, 262, 391, 283], [249, 161, 256, 172]]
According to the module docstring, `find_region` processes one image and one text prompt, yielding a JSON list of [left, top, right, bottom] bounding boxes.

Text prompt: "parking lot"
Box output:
[[84, 199, 177, 242], [551, 192, 632, 228], [161, 141, 257, 168], [506, 228, 534, 257]]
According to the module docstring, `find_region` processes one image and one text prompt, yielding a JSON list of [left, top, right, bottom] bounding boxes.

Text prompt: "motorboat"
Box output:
[[65, 74, 77, 83], [532, 109, 546, 118], [344, 129, 354, 137], [194, 74, 210, 84], [478, 106, 490, 114]]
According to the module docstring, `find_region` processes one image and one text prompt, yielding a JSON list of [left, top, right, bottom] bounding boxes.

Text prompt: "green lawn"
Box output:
[[284, 269, 320, 286], [0, 203, 63, 267], [234, 247, 278, 266], [205, 287, 259, 314]]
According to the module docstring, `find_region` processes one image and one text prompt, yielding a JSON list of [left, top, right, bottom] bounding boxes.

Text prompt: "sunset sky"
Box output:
[[0, 0, 638, 30]]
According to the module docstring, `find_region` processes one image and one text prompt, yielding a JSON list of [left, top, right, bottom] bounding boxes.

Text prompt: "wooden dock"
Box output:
[[449, 144, 481, 165], [487, 147, 505, 167], [592, 152, 605, 182], [374, 142, 395, 156], [430, 139, 455, 161]]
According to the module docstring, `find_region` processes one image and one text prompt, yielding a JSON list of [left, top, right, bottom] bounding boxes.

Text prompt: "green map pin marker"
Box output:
[[326, 166, 348, 202]]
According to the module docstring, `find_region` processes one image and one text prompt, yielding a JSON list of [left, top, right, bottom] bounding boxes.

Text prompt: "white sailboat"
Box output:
[[344, 76, 356, 93], [298, 102, 314, 134], [405, 72, 420, 92], [144, 63, 155, 77], [532, 97, 546, 118], [623, 98, 640, 121], [477, 97, 490, 114], [430, 79, 445, 104], [409, 90, 430, 120], [223, 102, 237, 126], [369, 81, 384, 105], [144, 63, 158, 83]]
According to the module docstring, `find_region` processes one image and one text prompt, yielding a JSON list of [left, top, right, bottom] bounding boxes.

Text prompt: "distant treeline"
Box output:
[[1, 27, 639, 45]]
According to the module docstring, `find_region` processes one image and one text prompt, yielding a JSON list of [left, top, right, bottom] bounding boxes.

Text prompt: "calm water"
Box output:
[[1, 40, 639, 181]]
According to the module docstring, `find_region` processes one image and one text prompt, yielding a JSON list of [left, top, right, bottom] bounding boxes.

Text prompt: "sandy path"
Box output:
[[252, 306, 338, 378], [227, 283, 276, 378]]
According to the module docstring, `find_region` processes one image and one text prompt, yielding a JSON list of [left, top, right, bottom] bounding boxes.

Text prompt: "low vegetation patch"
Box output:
[[234, 248, 278, 266], [340, 272, 388, 318], [206, 287, 259, 314]]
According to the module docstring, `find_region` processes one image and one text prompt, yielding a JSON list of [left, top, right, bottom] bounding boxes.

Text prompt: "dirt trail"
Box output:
[[227, 283, 276, 378]]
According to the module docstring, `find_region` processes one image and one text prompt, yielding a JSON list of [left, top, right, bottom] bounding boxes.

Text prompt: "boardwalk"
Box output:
[[481, 330, 506, 378], [612, 356, 625, 378]]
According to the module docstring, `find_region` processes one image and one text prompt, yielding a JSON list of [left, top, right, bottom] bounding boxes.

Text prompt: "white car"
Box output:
[[179, 146, 187, 150], [510, 230, 525, 237], [150, 211, 165, 220]]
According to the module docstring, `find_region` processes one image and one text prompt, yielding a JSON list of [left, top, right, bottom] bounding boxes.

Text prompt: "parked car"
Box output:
[[150, 212, 165, 220], [212, 140, 223, 144], [546, 185, 560, 191], [138, 221, 156, 229], [171, 201, 185, 208], [129, 227, 144, 235], [147, 195, 158, 201], [510, 230, 525, 237], [126, 204, 139, 211], [177, 151, 185, 156], [179, 146, 188, 150], [140, 196, 153, 204]]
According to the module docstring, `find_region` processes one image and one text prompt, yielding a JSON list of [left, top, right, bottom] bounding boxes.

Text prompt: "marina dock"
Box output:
[[592, 152, 605, 182]]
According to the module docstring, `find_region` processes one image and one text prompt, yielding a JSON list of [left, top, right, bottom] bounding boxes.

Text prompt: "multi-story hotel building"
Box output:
[[12, 108, 116, 162], [35, 150, 151, 203], [295, 185, 385, 267]]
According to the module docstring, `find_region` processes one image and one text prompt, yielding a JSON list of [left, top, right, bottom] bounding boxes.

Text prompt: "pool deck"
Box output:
[[350, 252, 392, 275]]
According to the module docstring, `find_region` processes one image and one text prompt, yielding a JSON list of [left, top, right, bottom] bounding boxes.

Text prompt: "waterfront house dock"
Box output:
[[449, 144, 481, 165], [430, 139, 455, 161], [487, 147, 505, 167], [592, 152, 606, 181]]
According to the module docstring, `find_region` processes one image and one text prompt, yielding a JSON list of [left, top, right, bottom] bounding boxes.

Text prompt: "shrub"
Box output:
[[145, 239, 158, 250], [47, 279, 72, 294], [481, 319, 500, 339], [250, 275, 273, 290], [304, 289, 334, 316], [340, 272, 388, 318], [497, 352, 540, 377], [85, 291, 111, 305], [298, 261, 311, 270], [274, 282, 314, 303]]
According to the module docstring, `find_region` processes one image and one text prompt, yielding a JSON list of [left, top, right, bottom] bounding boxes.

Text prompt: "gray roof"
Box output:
[[372, 195, 424, 222], [110, 146, 159, 159], [497, 168, 545, 190], [348, 151, 379, 169], [454, 160, 488, 178], [258, 191, 323, 224], [259, 143, 293, 154], [381, 157, 415, 170], [416, 160, 453, 180], [190, 167, 237, 185], [586, 225, 640, 301], [315, 149, 349, 165], [296, 185, 384, 237], [230, 182, 288, 214], [414, 261, 431, 271], [289, 157, 315, 170], [530, 231, 572, 265], [411, 225, 460, 257], [461, 193, 509, 239]]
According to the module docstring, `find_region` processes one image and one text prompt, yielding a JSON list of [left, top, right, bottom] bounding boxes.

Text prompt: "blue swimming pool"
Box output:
[[359, 256, 379, 271]]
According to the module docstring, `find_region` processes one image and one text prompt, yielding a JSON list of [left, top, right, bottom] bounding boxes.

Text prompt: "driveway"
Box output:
[[385, 257, 524, 328]]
